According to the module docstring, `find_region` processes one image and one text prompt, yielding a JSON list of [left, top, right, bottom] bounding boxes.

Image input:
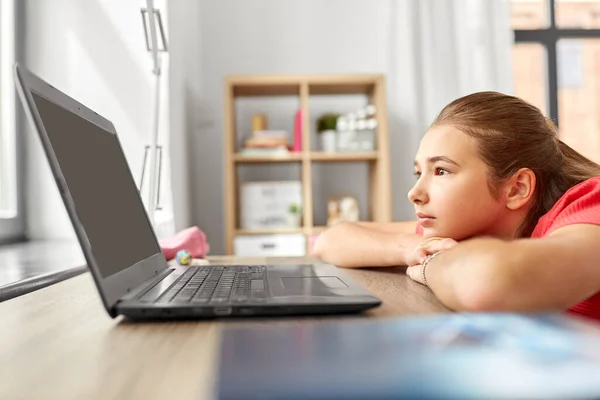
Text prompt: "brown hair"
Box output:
[[432, 91, 600, 237]]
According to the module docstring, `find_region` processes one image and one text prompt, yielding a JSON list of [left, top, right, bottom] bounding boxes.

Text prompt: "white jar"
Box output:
[[320, 130, 337, 152]]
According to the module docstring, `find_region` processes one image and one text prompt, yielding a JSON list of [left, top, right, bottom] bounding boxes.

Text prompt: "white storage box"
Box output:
[[240, 181, 302, 230], [234, 234, 306, 257]]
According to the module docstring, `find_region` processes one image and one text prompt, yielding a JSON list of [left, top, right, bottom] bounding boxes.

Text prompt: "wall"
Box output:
[[22, 0, 171, 240], [167, 0, 199, 234]]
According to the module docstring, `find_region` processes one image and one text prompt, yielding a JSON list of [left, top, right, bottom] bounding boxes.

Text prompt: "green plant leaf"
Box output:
[[316, 113, 340, 133]]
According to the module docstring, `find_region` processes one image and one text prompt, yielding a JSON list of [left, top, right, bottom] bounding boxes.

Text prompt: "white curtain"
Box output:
[[417, 0, 515, 125], [391, 0, 514, 131], [388, 0, 514, 220]]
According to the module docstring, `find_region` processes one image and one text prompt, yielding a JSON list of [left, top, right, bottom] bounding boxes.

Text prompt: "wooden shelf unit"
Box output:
[[224, 74, 392, 255]]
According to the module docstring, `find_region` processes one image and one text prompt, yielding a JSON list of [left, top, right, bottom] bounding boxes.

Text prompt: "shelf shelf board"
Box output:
[[310, 152, 378, 162], [228, 76, 302, 97], [308, 75, 379, 95], [233, 153, 303, 163], [309, 83, 376, 95], [232, 84, 301, 97]]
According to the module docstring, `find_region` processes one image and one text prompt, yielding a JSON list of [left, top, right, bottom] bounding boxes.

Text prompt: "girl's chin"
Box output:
[[421, 227, 455, 240], [421, 228, 442, 239]]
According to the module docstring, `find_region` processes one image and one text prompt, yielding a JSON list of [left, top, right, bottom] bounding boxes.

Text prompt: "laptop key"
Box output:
[[250, 280, 265, 290]]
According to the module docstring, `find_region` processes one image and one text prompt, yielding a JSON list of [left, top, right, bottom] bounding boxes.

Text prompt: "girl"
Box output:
[[312, 91, 600, 321]]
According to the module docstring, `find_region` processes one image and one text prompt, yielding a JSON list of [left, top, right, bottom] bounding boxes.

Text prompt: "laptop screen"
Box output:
[[31, 91, 161, 278]]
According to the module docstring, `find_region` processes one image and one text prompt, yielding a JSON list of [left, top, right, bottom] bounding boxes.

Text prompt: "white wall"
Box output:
[[167, 0, 198, 235], [23, 0, 171, 240]]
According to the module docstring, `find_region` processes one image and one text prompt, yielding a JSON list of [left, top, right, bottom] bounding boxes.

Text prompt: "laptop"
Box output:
[[13, 63, 381, 320]]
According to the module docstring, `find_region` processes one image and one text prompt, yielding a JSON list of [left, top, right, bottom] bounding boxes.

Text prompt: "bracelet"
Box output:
[[421, 251, 443, 286]]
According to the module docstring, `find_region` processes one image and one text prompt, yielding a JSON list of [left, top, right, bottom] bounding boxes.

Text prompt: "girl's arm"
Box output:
[[417, 224, 600, 312], [312, 221, 423, 268]]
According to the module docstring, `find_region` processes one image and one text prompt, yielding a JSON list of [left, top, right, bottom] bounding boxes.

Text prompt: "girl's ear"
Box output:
[[504, 168, 536, 211]]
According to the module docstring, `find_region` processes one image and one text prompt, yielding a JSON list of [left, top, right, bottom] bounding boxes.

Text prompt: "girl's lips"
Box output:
[[417, 217, 435, 227], [416, 213, 435, 226], [416, 213, 434, 219]]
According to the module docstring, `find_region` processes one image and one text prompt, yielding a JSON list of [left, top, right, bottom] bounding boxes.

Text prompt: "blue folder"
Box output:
[[217, 313, 600, 400]]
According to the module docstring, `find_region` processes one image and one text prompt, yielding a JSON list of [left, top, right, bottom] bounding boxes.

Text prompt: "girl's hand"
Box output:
[[407, 237, 458, 266], [406, 237, 457, 285]]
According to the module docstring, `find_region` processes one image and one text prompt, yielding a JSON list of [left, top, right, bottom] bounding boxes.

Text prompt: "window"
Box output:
[[0, 0, 24, 242], [512, 0, 600, 162], [512, 42, 549, 114]]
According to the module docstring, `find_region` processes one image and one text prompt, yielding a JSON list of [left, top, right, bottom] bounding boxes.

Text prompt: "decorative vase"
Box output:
[[320, 130, 337, 152], [286, 213, 301, 228]]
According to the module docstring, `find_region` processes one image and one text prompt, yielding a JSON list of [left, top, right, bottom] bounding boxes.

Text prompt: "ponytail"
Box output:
[[557, 140, 600, 182], [520, 140, 600, 237]]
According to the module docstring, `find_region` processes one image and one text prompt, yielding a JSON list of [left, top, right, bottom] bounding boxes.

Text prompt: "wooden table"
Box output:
[[0, 256, 449, 400]]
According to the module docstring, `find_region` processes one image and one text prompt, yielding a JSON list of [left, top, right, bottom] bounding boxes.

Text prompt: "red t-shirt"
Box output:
[[531, 177, 600, 320], [416, 177, 600, 320]]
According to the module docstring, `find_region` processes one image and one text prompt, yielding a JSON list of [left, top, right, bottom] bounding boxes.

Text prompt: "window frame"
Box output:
[[514, 0, 600, 126], [0, 0, 26, 244]]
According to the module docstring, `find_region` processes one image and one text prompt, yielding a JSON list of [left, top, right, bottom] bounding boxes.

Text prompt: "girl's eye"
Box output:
[[413, 171, 421, 179], [436, 167, 450, 175]]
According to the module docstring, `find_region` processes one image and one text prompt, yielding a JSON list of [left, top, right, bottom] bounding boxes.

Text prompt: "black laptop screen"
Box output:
[[31, 92, 161, 278]]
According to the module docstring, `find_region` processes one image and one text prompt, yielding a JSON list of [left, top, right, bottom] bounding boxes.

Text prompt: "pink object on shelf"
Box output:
[[292, 109, 303, 152], [159, 226, 210, 261]]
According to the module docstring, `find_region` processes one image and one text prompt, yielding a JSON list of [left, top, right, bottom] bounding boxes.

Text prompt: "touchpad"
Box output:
[[281, 276, 348, 290]]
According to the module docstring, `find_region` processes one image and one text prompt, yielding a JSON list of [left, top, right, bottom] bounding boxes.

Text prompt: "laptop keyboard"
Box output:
[[141, 266, 267, 304]]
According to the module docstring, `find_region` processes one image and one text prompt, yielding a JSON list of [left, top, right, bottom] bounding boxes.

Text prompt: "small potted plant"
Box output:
[[286, 203, 302, 227], [316, 113, 339, 152]]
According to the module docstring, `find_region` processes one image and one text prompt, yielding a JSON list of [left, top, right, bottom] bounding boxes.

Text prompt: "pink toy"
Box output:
[[159, 226, 210, 261]]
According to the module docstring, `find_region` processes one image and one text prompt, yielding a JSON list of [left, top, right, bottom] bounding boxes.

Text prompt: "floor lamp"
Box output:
[[140, 0, 168, 226]]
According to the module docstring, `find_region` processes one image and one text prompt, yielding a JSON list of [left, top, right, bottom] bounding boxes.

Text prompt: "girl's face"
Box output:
[[408, 125, 512, 240]]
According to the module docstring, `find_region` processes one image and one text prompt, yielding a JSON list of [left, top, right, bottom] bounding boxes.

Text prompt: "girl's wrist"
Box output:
[[421, 250, 444, 286], [400, 235, 427, 266]]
